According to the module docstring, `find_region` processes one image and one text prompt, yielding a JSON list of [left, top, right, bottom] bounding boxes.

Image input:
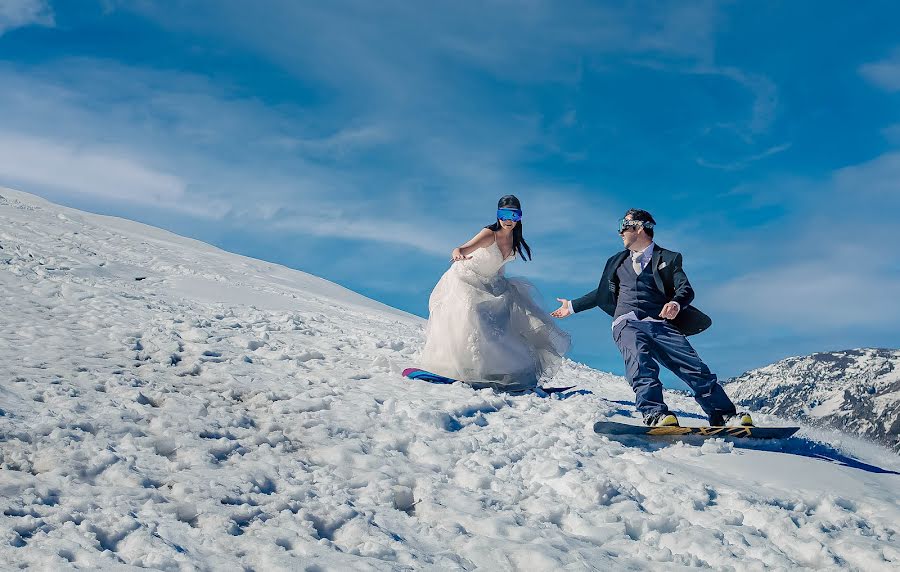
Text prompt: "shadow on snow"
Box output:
[[600, 432, 899, 476], [602, 400, 898, 475]]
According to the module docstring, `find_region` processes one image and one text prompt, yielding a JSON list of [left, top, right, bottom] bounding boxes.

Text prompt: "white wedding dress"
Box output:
[[418, 240, 571, 391]]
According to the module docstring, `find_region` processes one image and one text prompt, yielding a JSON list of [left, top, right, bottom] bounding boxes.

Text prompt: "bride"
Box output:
[[417, 195, 571, 391]]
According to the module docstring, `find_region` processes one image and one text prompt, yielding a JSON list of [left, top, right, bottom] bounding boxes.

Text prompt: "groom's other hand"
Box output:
[[551, 298, 573, 318], [659, 301, 680, 320]]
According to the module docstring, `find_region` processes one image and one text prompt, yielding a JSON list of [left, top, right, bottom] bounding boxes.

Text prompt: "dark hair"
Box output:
[[486, 194, 532, 261], [624, 208, 656, 239]]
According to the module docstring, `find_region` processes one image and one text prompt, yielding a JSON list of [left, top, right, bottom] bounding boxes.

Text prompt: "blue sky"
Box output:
[[1, 0, 898, 386]]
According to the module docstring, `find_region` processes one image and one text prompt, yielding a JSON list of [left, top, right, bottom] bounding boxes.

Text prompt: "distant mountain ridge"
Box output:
[[727, 348, 900, 453]]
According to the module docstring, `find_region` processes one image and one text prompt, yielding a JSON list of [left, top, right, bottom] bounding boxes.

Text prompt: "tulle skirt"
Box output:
[[418, 263, 571, 391]]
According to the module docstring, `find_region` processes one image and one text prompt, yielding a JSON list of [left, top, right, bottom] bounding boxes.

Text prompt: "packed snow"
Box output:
[[1, 188, 898, 570]]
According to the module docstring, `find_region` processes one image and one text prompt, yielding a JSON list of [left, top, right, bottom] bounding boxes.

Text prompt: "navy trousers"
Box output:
[[613, 320, 736, 423]]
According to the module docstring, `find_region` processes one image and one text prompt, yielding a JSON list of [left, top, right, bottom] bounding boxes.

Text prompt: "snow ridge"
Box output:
[[727, 348, 900, 453], [1, 188, 899, 570]]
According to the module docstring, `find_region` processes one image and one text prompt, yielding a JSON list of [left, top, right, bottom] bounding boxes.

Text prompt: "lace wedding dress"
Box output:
[[418, 241, 571, 391]]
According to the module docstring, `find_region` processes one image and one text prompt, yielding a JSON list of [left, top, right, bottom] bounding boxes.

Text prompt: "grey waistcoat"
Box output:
[[614, 259, 668, 320]]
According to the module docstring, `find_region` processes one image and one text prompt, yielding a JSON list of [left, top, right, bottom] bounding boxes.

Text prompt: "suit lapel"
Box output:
[[613, 251, 629, 276], [608, 250, 629, 291], [651, 245, 665, 294]]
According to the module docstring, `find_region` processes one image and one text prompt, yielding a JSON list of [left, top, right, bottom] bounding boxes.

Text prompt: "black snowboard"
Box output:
[[594, 420, 799, 440]]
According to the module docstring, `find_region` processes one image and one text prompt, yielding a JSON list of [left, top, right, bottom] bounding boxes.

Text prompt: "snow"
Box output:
[[1, 187, 899, 570], [808, 392, 846, 418]]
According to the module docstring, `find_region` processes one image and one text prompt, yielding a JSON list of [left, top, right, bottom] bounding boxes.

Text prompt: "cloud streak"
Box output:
[[0, 131, 186, 204], [860, 48, 900, 92], [696, 142, 792, 171], [709, 262, 900, 329], [0, 0, 53, 36], [832, 151, 900, 200]]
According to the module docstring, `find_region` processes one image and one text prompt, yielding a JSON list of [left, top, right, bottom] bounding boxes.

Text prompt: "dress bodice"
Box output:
[[459, 241, 515, 280]]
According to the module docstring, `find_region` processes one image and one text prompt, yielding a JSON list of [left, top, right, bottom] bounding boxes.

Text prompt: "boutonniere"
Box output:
[[658, 261, 667, 270]]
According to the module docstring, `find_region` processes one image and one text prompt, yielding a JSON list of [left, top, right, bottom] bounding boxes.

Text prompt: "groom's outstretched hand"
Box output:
[[551, 298, 573, 319]]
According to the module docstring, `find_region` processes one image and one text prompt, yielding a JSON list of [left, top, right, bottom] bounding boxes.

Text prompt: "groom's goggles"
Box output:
[[618, 219, 654, 233], [497, 208, 523, 222]]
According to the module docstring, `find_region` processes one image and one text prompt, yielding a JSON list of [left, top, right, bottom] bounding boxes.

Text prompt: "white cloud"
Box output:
[[0, 0, 53, 36], [0, 131, 186, 205], [0, 61, 359, 212], [269, 213, 453, 257], [125, 1, 723, 100], [696, 142, 791, 171], [860, 49, 900, 92], [278, 124, 395, 157], [0, 4, 774, 272], [709, 261, 900, 329], [832, 151, 900, 199], [701, 150, 900, 332], [0, 60, 510, 255]]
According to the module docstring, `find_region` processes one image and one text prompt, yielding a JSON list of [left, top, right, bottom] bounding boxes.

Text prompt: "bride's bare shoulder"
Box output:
[[475, 228, 495, 244]]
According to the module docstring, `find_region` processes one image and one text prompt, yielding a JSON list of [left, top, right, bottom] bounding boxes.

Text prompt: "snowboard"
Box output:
[[593, 420, 799, 440], [401, 368, 575, 393]]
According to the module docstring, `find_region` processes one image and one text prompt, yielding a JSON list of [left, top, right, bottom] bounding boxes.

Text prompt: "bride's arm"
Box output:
[[452, 228, 493, 261]]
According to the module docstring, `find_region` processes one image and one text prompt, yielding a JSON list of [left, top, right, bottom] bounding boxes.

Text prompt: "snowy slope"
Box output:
[[727, 349, 900, 453], [1, 187, 898, 571]]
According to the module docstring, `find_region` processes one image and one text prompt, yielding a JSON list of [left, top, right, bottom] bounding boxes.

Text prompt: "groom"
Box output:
[[551, 209, 751, 428]]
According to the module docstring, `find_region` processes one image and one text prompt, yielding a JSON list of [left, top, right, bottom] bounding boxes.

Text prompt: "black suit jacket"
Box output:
[[571, 244, 712, 336]]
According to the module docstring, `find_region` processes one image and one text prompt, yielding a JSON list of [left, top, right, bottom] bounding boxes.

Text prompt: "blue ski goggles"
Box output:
[[497, 208, 523, 222], [618, 218, 654, 233]]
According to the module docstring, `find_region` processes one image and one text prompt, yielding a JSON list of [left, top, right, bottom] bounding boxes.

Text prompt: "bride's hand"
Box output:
[[551, 298, 573, 318], [451, 248, 472, 262]]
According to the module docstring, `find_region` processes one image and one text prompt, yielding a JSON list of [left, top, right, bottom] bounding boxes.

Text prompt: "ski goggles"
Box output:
[[497, 208, 523, 222], [618, 218, 654, 233]]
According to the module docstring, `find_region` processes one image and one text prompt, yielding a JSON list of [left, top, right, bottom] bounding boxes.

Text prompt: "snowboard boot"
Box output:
[[710, 411, 754, 427], [723, 411, 754, 427], [643, 412, 679, 427]]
